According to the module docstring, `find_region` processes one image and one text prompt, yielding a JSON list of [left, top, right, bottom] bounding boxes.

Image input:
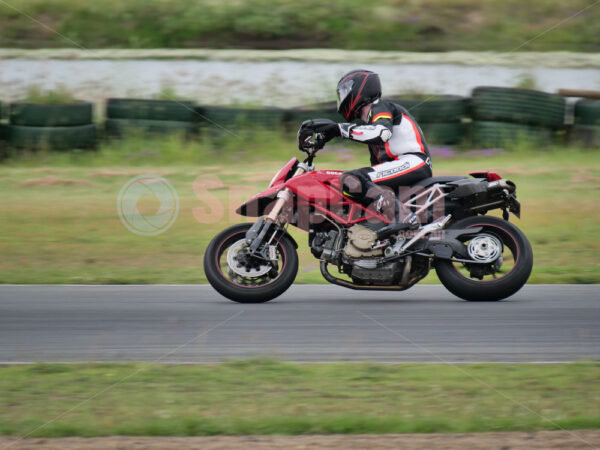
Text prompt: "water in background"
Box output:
[[1, 59, 598, 106]]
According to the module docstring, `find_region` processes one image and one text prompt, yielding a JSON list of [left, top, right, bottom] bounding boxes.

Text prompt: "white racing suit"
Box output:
[[338, 98, 433, 222]]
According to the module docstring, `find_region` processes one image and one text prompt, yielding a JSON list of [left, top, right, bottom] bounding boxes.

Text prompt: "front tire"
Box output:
[[435, 216, 533, 301], [204, 223, 298, 303]]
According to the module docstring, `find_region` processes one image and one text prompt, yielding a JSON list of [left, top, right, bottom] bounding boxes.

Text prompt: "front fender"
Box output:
[[236, 186, 279, 217]]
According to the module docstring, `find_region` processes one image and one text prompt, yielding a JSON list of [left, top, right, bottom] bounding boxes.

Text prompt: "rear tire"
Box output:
[[204, 223, 298, 303], [435, 216, 533, 301]]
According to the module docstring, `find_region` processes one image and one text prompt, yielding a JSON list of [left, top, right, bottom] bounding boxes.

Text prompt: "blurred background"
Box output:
[[0, 0, 599, 285], [1, 1, 600, 445]]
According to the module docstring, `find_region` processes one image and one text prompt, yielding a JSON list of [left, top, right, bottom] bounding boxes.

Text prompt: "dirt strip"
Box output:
[[2, 430, 599, 450]]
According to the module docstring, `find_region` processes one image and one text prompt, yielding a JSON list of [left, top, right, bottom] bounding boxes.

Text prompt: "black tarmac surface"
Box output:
[[0, 284, 598, 363]]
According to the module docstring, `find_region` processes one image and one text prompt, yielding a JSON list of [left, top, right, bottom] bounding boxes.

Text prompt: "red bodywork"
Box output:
[[237, 157, 390, 231], [469, 171, 502, 182]]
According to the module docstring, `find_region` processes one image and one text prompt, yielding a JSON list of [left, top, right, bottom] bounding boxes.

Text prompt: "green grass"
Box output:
[[23, 86, 77, 105], [1, 0, 599, 51], [0, 361, 598, 437], [0, 133, 599, 284]]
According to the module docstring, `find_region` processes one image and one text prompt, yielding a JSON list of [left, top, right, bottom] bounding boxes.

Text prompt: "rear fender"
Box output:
[[425, 226, 484, 259]]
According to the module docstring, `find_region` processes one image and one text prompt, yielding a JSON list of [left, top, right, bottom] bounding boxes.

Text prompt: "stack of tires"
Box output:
[[284, 102, 340, 131], [0, 101, 7, 156], [105, 99, 199, 138], [7, 102, 96, 150], [470, 87, 566, 148], [200, 106, 288, 133], [0, 101, 7, 140], [388, 96, 468, 145], [571, 100, 600, 147]]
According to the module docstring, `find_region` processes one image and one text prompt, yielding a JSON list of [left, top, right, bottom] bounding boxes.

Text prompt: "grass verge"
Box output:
[[0, 360, 598, 437], [0, 134, 599, 284], [1, 0, 599, 51]]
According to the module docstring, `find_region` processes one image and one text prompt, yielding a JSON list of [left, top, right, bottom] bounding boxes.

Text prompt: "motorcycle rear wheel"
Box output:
[[434, 216, 533, 301], [204, 223, 298, 303]]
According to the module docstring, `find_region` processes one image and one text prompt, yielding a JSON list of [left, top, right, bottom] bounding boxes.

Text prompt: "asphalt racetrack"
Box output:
[[0, 285, 598, 363]]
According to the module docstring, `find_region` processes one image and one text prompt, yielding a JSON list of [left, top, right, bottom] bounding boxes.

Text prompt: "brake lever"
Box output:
[[313, 134, 325, 150], [300, 132, 325, 153]]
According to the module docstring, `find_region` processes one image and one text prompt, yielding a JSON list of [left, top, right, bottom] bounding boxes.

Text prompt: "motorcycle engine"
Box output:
[[309, 229, 340, 263], [311, 224, 402, 285], [351, 259, 400, 285], [343, 225, 398, 285], [343, 224, 383, 258]]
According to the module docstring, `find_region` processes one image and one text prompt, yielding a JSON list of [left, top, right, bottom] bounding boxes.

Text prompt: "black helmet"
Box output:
[[336, 70, 382, 121]]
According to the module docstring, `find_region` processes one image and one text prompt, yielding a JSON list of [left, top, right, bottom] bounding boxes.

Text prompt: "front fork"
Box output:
[[244, 189, 292, 257], [244, 163, 308, 256]]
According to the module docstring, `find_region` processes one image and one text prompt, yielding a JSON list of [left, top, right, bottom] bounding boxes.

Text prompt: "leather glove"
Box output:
[[297, 119, 340, 150], [297, 120, 314, 150], [338, 123, 356, 139]]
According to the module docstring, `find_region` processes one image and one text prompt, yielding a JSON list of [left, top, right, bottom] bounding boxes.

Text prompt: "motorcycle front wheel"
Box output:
[[434, 216, 533, 301], [204, 223, 298, 303]]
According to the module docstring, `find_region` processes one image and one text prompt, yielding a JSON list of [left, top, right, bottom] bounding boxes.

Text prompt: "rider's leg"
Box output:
[[340, 169, 402, 223], [368, 153, 432, 225]]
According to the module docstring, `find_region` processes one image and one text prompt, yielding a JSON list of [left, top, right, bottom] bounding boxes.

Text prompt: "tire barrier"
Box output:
[[1, 87, 597, 152], [10, 102, 93, 127], [0, 123, 8, 141], [387, 95, 468, 124], [7, 124, 97, 150], [571, 100, 600, 147], [105, 98, 200, 138], [386, 96, 469, 145], [471, 87, 566, 128], [7, 100, 96, 150], [200, 106, 288, 130], [106, 98, 198, 122], [284, 101, 340, 128], [574, 100, 600, 126], [471, 121, 554, 148], [420, 122, 464, 145], [105, 118, 197, 137], [285, 110, 340, 129], [0, 124, 9, 159]]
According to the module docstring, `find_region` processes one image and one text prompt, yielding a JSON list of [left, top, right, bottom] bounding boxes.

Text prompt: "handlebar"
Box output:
[[299, 133, 326, 154]]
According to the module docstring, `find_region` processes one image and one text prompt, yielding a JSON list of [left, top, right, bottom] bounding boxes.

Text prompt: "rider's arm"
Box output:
[[338, 106, 394, 144]]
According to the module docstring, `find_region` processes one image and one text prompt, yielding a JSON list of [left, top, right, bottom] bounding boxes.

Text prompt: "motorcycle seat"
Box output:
[[412, 176, 467, 187]]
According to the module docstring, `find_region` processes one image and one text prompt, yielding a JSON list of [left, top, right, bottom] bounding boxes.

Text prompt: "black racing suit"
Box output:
[[339, 98, 433, 221]]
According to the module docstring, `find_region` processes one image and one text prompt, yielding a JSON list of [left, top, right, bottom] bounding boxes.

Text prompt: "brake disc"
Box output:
[[226, 239, 272, 278], [467, 233, 503, 264]]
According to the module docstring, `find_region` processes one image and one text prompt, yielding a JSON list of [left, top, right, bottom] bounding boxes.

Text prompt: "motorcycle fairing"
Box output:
[[237, 168, 390, 229]]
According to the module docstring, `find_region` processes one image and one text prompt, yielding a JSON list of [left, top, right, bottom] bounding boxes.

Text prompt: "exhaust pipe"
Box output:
[[488, 179, 516, 193]]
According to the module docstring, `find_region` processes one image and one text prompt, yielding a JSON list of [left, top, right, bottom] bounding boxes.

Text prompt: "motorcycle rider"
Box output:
[[297, 69, 432, 226]]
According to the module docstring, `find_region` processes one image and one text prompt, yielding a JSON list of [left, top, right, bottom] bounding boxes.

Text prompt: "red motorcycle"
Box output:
[[204, 133, 532, 303]]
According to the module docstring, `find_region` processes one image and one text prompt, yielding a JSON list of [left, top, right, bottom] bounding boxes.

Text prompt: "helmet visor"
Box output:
[[336, 79, 354, 110]]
